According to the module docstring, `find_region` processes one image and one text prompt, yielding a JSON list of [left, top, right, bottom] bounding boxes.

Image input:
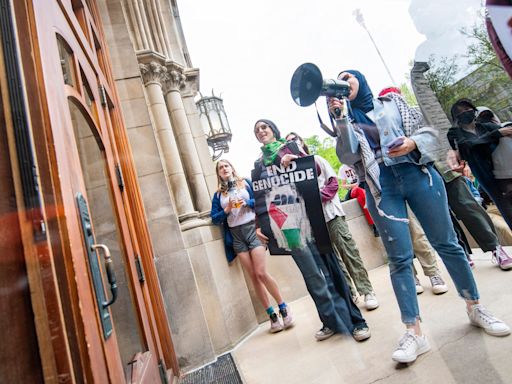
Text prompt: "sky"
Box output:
[[178, 0, 483, 176]]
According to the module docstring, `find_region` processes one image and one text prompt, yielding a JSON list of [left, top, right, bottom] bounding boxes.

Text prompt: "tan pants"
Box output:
[[487, 205, 512, 246], [408, 209, 440, 277]]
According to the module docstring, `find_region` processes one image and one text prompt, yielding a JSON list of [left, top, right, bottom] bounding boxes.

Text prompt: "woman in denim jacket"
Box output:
[[328, 70, 510, 364]]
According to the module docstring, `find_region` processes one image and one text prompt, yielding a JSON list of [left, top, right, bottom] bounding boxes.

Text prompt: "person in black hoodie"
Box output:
[[447, 99, 512, 235]]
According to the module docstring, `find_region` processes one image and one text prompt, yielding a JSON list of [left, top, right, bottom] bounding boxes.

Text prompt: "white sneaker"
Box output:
[[315, 326, 335, 341], [353, 326, 371, 341], [391, 330, 431, 363], [269, 313, 283, 333], [429, 275, 448, 295], [467, 304, 511, 336], [415, 276, 424, 295], [364, 292, 379, 310], [279, 306, 295, 329], [492, 245, 512, 271]]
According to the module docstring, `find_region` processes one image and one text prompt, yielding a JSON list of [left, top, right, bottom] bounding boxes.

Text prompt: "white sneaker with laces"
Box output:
[[364, 292, 379, 310], [269, 313, 283, 333], [353, 326, 371, 341], [315, 326, 335, 341], [279, 306, 295, 329], [492, 245, 512, 271], [415, 276, 424, 295], [429, 274, 448, 295], [391, 330, 431, 363], [467, 304, 511, 336]]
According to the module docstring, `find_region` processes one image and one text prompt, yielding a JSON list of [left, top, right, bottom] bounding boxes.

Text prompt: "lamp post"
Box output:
[[196, 92, 232, 161], [353, 8, 397, 86]]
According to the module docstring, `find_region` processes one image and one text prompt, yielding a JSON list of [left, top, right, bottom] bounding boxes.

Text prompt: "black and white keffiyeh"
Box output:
[[386, 92, 424, 136], [354, 94, 429, 222]]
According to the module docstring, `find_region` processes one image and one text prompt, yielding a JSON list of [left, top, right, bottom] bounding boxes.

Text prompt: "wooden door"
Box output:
[[27, 0, 167, 382], [0, 63, 44, 384]]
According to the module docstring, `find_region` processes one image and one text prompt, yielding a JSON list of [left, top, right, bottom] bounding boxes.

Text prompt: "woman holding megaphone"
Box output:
[[328, 70, 510, 364]]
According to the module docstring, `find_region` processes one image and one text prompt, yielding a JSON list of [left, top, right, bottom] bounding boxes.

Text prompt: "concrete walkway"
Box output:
[[232, 248, 512, 384]]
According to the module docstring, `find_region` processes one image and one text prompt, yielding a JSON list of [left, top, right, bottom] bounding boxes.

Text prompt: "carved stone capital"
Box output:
[[139, 61, 168, 86], [163, 61, 187, 94]]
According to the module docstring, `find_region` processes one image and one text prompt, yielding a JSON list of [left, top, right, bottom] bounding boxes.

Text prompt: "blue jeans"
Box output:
[[365, 163, 479, 324], [291, 242, 366, 334]]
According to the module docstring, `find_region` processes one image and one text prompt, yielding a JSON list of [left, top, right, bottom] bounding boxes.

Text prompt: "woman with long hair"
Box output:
[[211, 159, 293, 333]]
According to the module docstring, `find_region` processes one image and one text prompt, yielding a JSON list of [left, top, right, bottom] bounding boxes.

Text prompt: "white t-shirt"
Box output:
[[338, 164, 359, 185], [220, 185, 255, 227], [316, 156, 345, 222]]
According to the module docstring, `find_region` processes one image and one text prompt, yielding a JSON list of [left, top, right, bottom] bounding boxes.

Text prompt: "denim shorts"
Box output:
[[230, 221, 263, 254]]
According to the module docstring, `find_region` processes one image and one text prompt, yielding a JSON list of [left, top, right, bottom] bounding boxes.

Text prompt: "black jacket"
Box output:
[[446, 121, 502, 198]]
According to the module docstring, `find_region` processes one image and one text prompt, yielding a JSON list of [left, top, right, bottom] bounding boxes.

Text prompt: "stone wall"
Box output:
[[410, 62, 452, 161], [442, 63, 512, 122], [99, 0, 257, 373]]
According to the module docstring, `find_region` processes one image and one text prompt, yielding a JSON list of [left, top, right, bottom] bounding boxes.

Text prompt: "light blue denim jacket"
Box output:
[[335, 97, 438, 169]]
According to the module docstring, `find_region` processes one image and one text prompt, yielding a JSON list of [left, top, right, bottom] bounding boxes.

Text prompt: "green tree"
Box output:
[[303, 135, 348, 199], [424, 54, 460, 111], [399, 82, 418, 106], [423, 15, 510, 114], [461, 20, 505, 73]]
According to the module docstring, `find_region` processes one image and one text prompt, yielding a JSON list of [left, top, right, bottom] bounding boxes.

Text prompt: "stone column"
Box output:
[[139, 61, 198, 222], [410, 61, 452, 161], [181, 68, 218, 196], [164, 62, 212, 218]]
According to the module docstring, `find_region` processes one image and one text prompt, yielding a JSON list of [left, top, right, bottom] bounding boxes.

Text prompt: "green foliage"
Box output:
[[303, 135, 340, 170], [399, 83, 418, 106], [461, 20, 505, 73], [303, 135, 348, 199], [425, 54, 460, 111], [424, 16, 510, 115]]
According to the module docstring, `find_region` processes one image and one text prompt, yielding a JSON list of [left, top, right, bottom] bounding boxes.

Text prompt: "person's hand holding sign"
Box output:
[[281, 154, 298, 168]]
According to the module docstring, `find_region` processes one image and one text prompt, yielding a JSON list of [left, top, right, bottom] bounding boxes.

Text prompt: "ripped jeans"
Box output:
[[365, 162, 479, 324]]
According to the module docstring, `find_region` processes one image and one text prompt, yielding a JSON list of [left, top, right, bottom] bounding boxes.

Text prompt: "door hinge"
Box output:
[[158, 359, 169, 384], [115, 164, 125, 192], [135, 255, 145, 283], [99, 85, 107, 106]]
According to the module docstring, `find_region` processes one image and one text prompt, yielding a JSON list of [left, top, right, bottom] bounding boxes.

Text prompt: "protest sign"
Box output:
[[251, 156, 333, 255]]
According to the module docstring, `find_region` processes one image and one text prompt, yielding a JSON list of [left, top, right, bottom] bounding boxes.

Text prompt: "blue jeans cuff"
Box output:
[[402, 315, 422, 325]]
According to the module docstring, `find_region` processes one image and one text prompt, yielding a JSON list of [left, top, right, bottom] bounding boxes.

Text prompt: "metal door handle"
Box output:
[[92, 244, 118, 308]]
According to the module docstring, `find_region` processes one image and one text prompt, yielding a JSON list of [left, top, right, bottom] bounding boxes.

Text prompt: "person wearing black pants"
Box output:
[[435, 161, 512, 271]]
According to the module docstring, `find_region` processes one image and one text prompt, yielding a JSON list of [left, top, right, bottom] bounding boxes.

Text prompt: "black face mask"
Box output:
[[457, 110, 476, 125]]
